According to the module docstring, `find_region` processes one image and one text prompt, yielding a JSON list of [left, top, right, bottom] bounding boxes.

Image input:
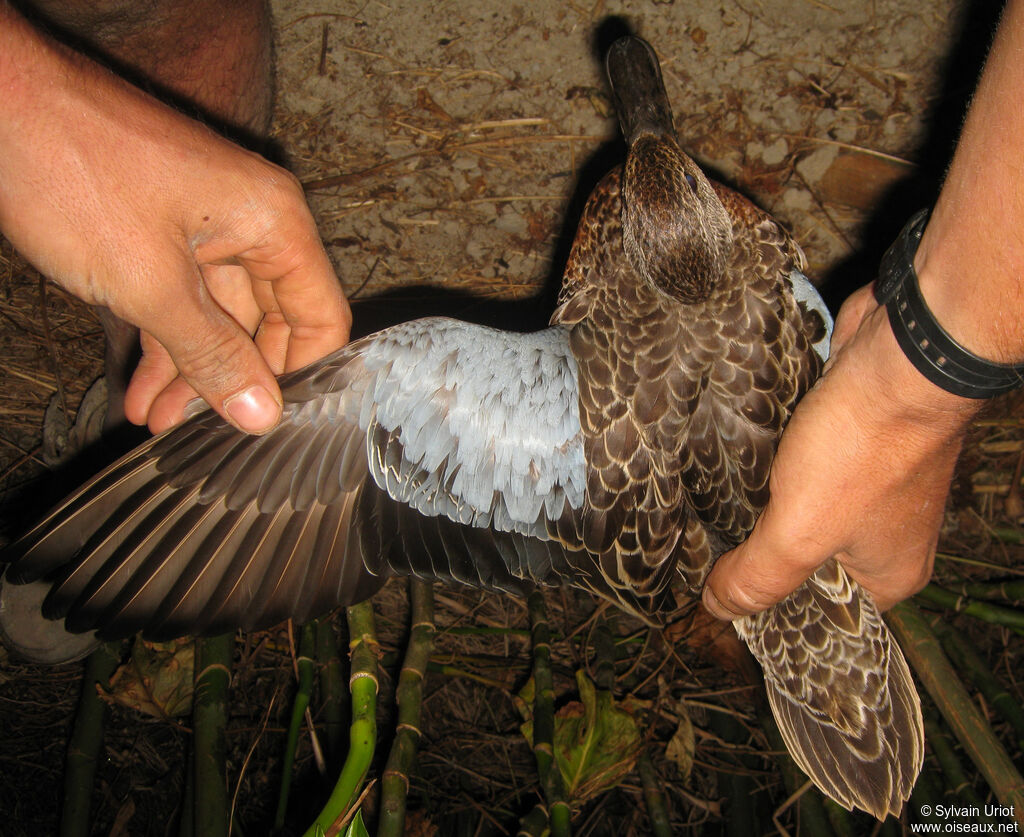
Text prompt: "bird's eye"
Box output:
[[684, 173, 698, 193]]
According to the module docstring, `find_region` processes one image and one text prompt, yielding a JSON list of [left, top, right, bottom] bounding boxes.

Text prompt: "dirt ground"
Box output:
[[273, 0, 975, 298], [2, 1, 1023, 835]]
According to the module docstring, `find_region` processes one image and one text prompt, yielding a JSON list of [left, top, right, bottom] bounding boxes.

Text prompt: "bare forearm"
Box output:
[[0, 3, 53, 105], [0, 3, 159, 298], [0, 2, 350, 434], [0, 5, 73, 224], [915, 0, 1024, 366]]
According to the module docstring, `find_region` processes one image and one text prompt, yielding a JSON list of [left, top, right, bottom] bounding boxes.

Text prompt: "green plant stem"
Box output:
[[956, 579, 1024, 604], [921, 715, 990, 818], [710, 709, 766, 837], [876, 815, 902, 837], [303, 600, 379, 837], [930, 617, 1024, 752], [442, 625, 532, 638], [193, 633, 234, 837], [823, 798, 860, 837], [179, 741, 195, 837], [888, 603, 1024, 829], [637, 750, 672, 837], [525, 590, 570, 837], [60, 641, 121, 837], [378, 580, 436, 837], [275, 622, 317, 830], [425, 661, 510, 690], [992, 527, 1022, 544], [318, 617, 349, 769], [909, 763, 945, 826], [528, 591, 554, 786], [914, 583, 1024, 635]]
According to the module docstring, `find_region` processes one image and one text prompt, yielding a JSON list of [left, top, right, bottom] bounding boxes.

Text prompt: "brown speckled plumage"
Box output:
[[555, 169, 820, 573], [557, 37, 919, 818], [1, 35, 920, 820]]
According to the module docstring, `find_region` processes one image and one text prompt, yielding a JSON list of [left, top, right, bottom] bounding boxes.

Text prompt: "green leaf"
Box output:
[[516, 675, 536, 733], [551, 670, 642, 803], [99, 637, 194, 718], [343, 809, 370, 837]]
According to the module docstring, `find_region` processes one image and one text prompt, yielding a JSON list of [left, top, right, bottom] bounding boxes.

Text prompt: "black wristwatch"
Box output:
[[873, 209, 1024, 399]]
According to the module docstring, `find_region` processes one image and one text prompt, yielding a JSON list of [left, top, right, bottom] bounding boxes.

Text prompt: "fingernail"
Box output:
[[702, 585, 741, 622], [224, 385, 280, 434]]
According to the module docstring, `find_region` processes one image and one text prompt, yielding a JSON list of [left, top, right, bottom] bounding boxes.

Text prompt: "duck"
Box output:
[[0, 35, 922, 820]]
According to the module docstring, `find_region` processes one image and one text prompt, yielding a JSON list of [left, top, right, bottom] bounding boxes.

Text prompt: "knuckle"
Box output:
[[174, 330, 249, 393], [258, 165, 305, 207], [722, 580, 777, 615]]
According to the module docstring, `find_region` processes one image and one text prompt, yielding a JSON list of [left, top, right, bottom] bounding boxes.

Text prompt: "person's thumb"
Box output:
[[125, 292, 283, 435], [701, 511, 825, 621]]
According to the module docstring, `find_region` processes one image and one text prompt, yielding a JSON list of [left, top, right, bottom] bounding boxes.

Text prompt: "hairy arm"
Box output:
[[0, 2, 351, 434]]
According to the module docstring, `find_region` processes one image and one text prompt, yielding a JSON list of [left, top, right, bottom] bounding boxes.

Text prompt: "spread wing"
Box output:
[[2, 318, 599, 641]]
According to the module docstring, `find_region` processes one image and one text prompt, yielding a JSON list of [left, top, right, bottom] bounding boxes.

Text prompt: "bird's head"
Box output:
[[607, 36, 734, 303]]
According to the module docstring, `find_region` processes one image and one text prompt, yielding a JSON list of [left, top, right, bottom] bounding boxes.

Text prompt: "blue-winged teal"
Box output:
[[2, 35, 921, 820]]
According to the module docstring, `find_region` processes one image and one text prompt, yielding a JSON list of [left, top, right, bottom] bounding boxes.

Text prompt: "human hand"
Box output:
[[0, 12, 350, 434], [702, 284, 981, 619]]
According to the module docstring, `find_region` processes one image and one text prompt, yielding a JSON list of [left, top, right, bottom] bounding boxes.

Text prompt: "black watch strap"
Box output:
[[874, 209, 1024, 399]]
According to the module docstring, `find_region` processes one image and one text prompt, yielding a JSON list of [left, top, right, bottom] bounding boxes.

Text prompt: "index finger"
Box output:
[[192, 166, 352, 371], [240, 220, 352, 371]]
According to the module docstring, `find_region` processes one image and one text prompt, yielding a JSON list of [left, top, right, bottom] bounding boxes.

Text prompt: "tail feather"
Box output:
[[736, 559, 923, 819]]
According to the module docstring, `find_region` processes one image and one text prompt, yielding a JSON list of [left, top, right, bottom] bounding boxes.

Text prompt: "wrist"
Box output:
[[912, 189, 1024, 366], [850, 298, 982, 436], [872, 209, 1024, 398]]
